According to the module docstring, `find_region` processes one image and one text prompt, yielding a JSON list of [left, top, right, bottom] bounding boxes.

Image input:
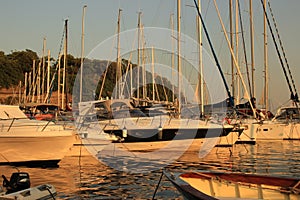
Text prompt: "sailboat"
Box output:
[[253, 103, 300, 140], [251, 0, 300, 140], [75, 2, 244, 148], [232, 0, 300, 142]]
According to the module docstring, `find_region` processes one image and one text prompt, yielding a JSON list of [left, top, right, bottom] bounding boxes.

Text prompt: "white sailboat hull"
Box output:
[[256, 121, 300, 140], [235, 119, 300, 143]]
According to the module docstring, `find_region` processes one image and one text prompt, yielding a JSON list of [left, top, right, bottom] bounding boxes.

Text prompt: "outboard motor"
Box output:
[[2, 172, 30, 194]]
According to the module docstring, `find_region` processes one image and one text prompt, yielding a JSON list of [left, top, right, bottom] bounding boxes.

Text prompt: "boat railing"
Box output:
[[41, 120, 52, 132], [0, 117, 28, 132], [7, 118, 16, 132], [0, 117, 67, 132]]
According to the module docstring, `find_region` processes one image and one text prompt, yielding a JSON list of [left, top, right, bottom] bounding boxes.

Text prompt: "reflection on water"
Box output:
[[0, 140, 300, 199]]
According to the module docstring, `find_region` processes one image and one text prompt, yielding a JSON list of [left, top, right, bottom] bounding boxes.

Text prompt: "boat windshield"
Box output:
[[274, 107, 300, 120]]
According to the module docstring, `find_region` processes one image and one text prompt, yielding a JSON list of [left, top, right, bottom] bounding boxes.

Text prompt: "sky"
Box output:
[[1, 0, 300, 111]]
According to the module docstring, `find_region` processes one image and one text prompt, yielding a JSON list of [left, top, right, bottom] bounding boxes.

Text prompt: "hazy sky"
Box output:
[[1, 0, 299, 110]]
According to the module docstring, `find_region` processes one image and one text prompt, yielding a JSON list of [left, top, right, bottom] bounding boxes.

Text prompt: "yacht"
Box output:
[[0, 105, 77, 166]]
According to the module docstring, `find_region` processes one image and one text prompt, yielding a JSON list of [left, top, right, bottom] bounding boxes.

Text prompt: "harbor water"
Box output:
[[0, 140, 300, 199]]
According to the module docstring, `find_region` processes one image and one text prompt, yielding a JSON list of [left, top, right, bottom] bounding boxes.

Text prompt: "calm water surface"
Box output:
[[1, 140, 300, 199]]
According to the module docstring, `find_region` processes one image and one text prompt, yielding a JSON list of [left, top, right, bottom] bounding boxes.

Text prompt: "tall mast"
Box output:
[[116, 8, 122, 99], [193, 0, 234, 108], [23, 72, 28, 104], [37, 61, 41, 103], [177, 0, 181, 115], [263, 0, 269, 112], [170, 14, 175, 103], [62, 19, 68, 110], [212, 0, 256, 118], [141, 25, 146, 101], [27, 72, 31, 103], [42, 37, 46, 101], [235, 0, 240, 105], [250, 0, 255, 101], [31, 60, 36, 102], [18, 81, 21, 104], [151, 47, 155, 101], [137, 11, 142, 103], [130, 63, 133, 99], [46, 50, 50, 103], [229, 0, 235, 104], [58, 54, 61, 108], [80, 5, 87, 102], [196, 0, 204, 116]]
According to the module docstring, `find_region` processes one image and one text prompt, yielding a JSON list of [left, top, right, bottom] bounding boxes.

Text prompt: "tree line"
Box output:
[[0, 49, 174, 102]]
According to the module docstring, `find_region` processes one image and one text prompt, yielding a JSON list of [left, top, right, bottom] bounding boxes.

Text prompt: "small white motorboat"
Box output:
[[0, 172, 56, 200]]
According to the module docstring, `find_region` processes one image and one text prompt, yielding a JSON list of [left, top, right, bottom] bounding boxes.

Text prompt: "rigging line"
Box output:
[[98, 61, 109, 99], [55, 21, 66, 66], [26, 67, 35, 102], [99, 19, 119, 98], [204, 0, 212, 19], [44, 58, 63, 103], [193, 0, 234, 108], [260, 0, 295, 101], [212, 0, 257, 119], [0, 153, 20, 172], [152, 170, 164, 200], [267, 0, 298, 101], [237, 0, 252, 99], [157, 64, 169, 102], [120, 28, 139, 98], [44, 22, 66, 103]]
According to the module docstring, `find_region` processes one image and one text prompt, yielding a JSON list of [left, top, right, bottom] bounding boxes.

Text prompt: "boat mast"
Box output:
[[80, 5, 87, 102], [137, 11, 142, 103], [212, 0, 257, 118], [116, 9, 122, 99], [42, 37, 46, 102], [37, 61, 41, 103], [250, 0, 255, 102], [62, 19, 68, 110], [177, 0, 181, 115], [260, 0, 297, 103], [58, 54, 61, 108], [151, 47, 155, 101], [130, 63, 133, 99], [30, 60, 36, 103], [237, 0, 252, 102], [18, 81, 21, 105], [263, 0, 269, 113], [170, 14, 175, 103], [46, 50, 50, 103], [196, 0, 204, 116], [27, 72, 31, 103], [235, 0, 240, 105], [141, 25, 146, 101], [23, 72, 28, 104], [229, 0, 235, 105]]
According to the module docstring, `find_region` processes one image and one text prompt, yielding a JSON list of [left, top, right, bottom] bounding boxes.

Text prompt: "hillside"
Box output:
[[0, 49, 175, 106]]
